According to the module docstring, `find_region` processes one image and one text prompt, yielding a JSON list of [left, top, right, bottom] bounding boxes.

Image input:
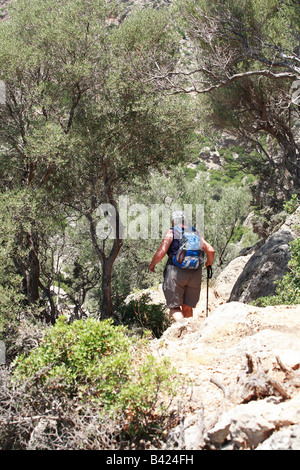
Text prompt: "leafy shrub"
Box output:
[[283, 195, 299, 214], [118, 293, 172, 338], [11, 316, 183, 443], [13, 317, 133, 401]]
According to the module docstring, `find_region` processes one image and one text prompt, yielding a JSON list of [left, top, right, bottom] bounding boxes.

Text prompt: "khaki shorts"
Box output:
[[162, 264, 202, 309]]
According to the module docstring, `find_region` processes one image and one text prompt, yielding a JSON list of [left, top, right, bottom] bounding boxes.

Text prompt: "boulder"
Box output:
[[212, 254, 252, 301], [229, 230, 295, 303], [205, 392, 300, 450], [229, 207, 299, 304]]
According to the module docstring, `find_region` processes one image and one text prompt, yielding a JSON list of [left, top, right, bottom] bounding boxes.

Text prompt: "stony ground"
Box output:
[[150, 283, 300, 408]]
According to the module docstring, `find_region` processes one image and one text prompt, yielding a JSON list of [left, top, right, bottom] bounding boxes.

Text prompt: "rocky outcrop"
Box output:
[[198, 146, 223, 170], [229, 207, 299, 304], [229, 230, 294, 303], [151, 302, 300, 450], [205, 393, 300, 450]]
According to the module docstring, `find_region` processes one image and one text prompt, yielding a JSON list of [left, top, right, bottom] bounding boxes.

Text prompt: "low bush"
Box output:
[[118, 293, 172, 338], [0, 367, 128, 450], [3, 316, 184, 449]]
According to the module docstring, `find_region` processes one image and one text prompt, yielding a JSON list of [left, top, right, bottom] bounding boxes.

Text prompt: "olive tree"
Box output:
[[155, 0, 300, 202], [0, 0, 195, 320]]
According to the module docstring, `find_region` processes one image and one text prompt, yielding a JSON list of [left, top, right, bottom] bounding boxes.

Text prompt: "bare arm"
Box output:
[[149, 229, 173, 272], [202, 238, 215, 268]]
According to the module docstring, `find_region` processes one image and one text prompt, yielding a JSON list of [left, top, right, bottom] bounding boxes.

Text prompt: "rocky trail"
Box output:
[[147, 282, 300, 450], [151, 295, 300, 450]]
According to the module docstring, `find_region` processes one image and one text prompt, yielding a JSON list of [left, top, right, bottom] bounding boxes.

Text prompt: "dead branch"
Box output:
[[276, 355, 295, 377], [240, 354, 291, 402], [210, 377, 230, 398], [168, 69, 297, 95]]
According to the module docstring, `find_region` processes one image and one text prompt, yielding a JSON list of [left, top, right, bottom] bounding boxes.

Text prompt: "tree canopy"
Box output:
[[165, 0, 300, 202], [0, 0, 298, 326], [0, 0, 196, 320]]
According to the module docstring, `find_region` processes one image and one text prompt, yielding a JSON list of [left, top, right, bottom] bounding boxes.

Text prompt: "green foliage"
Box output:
[[0, 186, 68, 325], [177, 0, 299, 68], [13, 317, 132, 400], [118, 293, 172, 338], [12, 316, 182, 436], [0, 190, 36, 325], [175, 0, 300, 202], [205, 185, 253, 266], [0, 0, 195, 319], [283, 195, 299, 215]]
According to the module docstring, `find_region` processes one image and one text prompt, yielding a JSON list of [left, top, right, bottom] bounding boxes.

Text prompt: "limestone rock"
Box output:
[[229, 230, 295, 303], [154, 302, 300, 450], [205, 392, 300, 450], [256, 424, 300, 450], [229, 207, 299, 304]]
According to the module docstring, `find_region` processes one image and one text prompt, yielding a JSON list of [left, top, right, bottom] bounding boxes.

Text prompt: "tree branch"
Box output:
[[165, 69, 297, 95]]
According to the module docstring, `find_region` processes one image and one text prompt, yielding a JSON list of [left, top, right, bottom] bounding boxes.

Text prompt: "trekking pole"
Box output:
[[206, 265, 213, 317]]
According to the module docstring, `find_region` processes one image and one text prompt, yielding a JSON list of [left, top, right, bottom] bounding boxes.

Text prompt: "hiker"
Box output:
[[149, 211, 214, 321]]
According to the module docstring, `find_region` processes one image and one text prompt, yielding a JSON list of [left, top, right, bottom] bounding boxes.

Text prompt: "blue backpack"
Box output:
[[172, 226, 204, 269]]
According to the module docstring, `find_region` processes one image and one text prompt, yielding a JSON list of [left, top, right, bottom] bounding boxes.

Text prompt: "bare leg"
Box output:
[[182, 304, 193, 318], [170, 307, 184, 321], [170, 305, 193, 321]]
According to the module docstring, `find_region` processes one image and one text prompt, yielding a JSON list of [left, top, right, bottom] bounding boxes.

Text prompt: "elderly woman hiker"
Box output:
[[149, 211, 215, 322]]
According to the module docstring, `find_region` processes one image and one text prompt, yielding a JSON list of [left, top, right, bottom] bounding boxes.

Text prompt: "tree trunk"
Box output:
[[87, 204, 123, 320], [39, 282, 57, 325], [26, 230, 40, 303], [262, 117, 300, 190], [25, 246, 40, 303], [100, 258, 113, 320], [15, 229, 41, 305]]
